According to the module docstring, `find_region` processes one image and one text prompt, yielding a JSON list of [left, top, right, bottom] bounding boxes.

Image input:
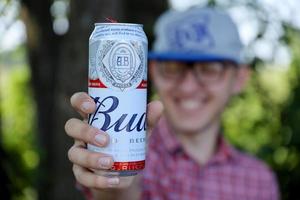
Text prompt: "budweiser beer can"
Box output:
[[88, 23, 148, 176]]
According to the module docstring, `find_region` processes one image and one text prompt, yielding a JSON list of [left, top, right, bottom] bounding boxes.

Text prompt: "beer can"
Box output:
[[88, 23, 148, 176]]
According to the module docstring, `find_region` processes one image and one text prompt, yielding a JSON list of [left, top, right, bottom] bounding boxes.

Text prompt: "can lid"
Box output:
[[94, 23, 143, 27]]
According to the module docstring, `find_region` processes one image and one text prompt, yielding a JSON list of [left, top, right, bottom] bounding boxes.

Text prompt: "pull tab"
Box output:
[[105, 17, 118, 23]]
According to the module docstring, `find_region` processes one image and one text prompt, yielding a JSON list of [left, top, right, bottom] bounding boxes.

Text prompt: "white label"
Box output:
[[87, 88, 147, 162]]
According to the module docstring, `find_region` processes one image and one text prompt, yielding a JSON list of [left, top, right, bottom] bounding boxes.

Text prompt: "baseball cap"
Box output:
[[148, 7, 245, 64]]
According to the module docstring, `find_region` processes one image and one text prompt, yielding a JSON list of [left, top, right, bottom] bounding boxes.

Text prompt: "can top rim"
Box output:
[[94, 23, 143, 27]]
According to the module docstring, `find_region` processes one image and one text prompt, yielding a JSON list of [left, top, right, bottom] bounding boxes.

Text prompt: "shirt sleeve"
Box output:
[[270, 172, 280, 200]]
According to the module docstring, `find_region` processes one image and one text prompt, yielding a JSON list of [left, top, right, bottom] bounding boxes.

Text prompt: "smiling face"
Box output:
[[150, 61, 249, 135]]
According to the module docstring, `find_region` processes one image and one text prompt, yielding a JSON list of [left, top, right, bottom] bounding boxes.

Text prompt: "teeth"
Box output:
[[180, 100, 200, 110]]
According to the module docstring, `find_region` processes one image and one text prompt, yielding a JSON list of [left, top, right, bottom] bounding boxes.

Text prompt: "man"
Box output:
[[65, 6, 279, 200]]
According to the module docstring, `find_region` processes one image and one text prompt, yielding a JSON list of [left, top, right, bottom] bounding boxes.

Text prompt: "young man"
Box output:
[[65, 7, 279, 200]]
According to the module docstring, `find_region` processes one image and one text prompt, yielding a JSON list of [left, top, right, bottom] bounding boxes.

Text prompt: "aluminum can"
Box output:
[[88, 23, 148, 176]]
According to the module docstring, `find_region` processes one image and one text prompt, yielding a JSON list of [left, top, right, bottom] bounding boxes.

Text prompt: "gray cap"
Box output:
[[148, 7, 244, 64]]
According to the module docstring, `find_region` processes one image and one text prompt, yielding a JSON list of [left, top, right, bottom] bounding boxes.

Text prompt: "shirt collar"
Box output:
[[208, 136, 239, 165], [156, 116, 239, 163]]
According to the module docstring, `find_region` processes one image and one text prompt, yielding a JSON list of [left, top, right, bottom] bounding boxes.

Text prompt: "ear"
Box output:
[[232, 65, 251, 94]]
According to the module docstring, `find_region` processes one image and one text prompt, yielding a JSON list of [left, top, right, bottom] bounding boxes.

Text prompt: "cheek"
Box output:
[[154, 77, 175, 96], [156, 86, 173, 105], [212, 70, 237, 93], [154, 81, 177, 113], [208, 80, 236, 106]]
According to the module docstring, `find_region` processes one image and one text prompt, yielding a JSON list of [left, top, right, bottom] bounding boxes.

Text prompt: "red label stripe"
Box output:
[[111, 160, 145, 171], [88, 79, 107, 88], [136, 80, 147, 89], [89, 79, 147, 89]]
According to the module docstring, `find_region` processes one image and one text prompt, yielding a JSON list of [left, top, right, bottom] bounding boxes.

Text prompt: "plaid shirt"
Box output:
[[141, 117, 279, 200], [80, 117, 279, 200]]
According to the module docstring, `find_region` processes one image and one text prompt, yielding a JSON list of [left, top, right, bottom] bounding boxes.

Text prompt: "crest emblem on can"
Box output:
[[100, 41, 143, 91], [110, 43, 137, 82]]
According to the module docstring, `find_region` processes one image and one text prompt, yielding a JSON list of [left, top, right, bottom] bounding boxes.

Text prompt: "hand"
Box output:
[[64, 92, 163, 189]]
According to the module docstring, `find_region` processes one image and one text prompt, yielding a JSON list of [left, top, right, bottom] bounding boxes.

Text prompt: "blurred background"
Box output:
[[0, 0, 300, 199]]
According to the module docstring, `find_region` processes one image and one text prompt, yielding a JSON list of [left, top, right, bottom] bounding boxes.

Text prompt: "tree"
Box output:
[[0, 145, 12, 199]]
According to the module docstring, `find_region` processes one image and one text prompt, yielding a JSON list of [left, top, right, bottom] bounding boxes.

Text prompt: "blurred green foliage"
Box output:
[[0, 47, 38, 200], [276, 28, 300, 200], [223, 28, 300, 200]]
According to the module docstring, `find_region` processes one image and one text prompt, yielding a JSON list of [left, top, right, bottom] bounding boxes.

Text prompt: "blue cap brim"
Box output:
[[148, 52, 240, 63]]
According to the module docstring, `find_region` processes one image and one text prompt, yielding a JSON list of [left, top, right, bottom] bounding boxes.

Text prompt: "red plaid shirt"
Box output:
[[81, 117, 279, 200], [141, 117, 279, 200]]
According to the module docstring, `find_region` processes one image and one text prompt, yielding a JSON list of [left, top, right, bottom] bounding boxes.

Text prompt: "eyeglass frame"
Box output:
[[154, 60, 238, 84]]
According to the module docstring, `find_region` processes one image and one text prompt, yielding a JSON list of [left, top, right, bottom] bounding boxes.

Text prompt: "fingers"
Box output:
[[65, 118, 109, 146], [73, 162, 135, 189], [73, 164, 121, 188], [147, 100, 164, 134], [68, 141, 113, 170], [70, 92, 96, 119], [69, 141, 135, 189], [69, 141, 121, 188]]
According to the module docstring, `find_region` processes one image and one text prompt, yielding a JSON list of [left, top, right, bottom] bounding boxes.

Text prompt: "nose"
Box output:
[[177, 70, 203, 94]]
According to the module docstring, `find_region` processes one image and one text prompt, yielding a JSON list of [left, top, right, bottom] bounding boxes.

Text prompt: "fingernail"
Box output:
[[98, 157, 112, 168], [95, 134, 107, 145], [107, 177, 120, 187], [81, 102, 93, 112]]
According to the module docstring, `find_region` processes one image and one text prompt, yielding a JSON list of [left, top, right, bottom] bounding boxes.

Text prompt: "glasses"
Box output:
[[156, 61, 236, 83]]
